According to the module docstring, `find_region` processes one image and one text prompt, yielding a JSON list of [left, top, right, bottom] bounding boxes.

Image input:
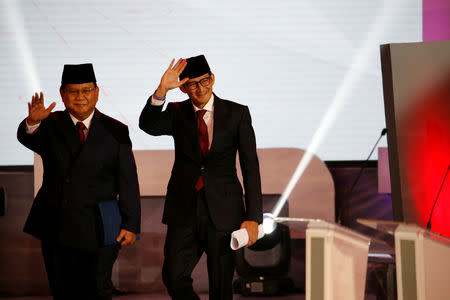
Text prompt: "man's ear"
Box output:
[[179, 84, 187, 94], [94, 86, 99, 99], [59, 88, 65, 100]]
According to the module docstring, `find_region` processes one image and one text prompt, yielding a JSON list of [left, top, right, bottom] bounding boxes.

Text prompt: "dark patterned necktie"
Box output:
[[76, 121, 87, 144], [195, 110, 209, 190]]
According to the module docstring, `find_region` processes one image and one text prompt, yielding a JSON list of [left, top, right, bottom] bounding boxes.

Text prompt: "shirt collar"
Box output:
[[68, 110, 95, 129], [192, 93, 214, 112]]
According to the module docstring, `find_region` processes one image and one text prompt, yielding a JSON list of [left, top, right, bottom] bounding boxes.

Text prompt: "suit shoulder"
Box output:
[[217, 98, 249, 117], [36, 110, 66, 126], [98, 112, 131, 144], [48, 110, 65, 121], [99, 112, 127, 129], [168, 99, 190, 110], [217, 98, 247, 110]]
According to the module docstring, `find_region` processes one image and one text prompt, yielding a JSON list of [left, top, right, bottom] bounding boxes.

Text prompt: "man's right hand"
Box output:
[[27, 92, 56, 126], [155, 58, 189, 99]]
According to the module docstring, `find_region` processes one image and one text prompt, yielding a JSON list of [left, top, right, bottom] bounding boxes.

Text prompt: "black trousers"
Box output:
[[41, 240, 120, 300], [162, 189, 236, 300]]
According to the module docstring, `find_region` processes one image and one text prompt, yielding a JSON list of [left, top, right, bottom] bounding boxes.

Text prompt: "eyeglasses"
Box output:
[[66, 87, 96, 96], [184, 76, 212, 91]]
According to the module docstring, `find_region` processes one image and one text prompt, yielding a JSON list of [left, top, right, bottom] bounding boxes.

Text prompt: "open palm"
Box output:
[[159, 58, 189, 92], [27, 92, 56, 125]]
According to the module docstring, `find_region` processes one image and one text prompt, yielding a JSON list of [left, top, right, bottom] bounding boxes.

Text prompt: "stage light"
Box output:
[[234, 196, 293, 296], [271, 0, 400, 218], [4, 0, 41, 93], [263, 213, 276, 234]]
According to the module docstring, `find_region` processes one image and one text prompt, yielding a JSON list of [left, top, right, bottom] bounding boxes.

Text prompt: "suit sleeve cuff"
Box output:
[[150, 96, 165, 106], [25, 120, 40, 134]]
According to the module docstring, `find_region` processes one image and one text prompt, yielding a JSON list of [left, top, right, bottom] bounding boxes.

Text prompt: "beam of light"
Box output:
[[4, 0, 41, 93], [268, 0, 403, 225]]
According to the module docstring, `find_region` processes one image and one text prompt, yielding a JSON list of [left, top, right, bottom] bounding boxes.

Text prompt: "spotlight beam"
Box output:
[[271, 0, 400, 219], [4, 0, 41, 93]]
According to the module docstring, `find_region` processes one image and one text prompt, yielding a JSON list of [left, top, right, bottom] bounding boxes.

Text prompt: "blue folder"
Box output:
[[98, 200, 140, 246]]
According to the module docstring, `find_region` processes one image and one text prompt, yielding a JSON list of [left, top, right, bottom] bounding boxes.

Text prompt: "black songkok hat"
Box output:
[[61, 63, 97, 85], [179, 55, 211, 80]]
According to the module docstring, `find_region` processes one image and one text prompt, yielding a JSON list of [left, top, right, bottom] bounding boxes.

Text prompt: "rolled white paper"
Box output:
[[230, 224, 265, 250]]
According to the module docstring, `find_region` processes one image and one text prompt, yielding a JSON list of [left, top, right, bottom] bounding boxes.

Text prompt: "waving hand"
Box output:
[[155, 58, 189, 98], [27, 92, 56, 126]]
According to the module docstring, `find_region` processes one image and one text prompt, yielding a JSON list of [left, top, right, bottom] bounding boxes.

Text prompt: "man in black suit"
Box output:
[[17, 64, 141, 300], [139, 55, 262, 299]]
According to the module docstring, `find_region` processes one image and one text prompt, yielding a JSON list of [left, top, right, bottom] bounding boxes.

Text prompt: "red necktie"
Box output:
[[195, 110, 209, 190], [76, 121, 87, 144]]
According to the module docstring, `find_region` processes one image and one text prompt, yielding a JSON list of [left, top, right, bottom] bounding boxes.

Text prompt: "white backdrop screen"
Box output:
[[0, 0, 422, 165]]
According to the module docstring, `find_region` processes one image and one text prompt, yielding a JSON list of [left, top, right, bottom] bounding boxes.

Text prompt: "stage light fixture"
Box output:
[[234, 195, 293, 296]]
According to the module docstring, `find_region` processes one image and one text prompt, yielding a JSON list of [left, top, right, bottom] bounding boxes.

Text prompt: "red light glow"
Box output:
[[399, 75, 450, 237]]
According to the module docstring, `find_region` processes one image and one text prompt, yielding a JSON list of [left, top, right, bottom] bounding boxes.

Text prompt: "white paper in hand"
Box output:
[[230, 224, 264, 250]]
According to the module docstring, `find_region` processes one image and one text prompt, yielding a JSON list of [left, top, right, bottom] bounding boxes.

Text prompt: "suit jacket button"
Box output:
[[65, 177, 71, 184], [200, 165, 205, 171]]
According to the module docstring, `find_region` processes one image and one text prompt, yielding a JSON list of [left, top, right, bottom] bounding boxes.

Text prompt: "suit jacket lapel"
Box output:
[[55, 111, 82, 158], [180, 100, 203, 164], [85, 109, 102, 144], [209, 94, 225, 156], [77, 109, 104, 159]]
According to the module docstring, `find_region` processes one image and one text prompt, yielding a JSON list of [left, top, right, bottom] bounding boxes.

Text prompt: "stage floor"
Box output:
[[1, 293, 382, 300], [1, 295, 304, 300]]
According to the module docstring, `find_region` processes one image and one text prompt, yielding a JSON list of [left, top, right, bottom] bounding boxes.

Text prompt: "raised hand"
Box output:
[[27, 92, 56, 125], [155, 58, 189, 98]]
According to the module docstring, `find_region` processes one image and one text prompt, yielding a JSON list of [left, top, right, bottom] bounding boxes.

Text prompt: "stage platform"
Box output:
[[1, 293, 381, 300]]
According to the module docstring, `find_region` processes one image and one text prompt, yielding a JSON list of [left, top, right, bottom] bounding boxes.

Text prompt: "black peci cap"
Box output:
[[61, 63, 96, 85], [179, 55, 211, 80]]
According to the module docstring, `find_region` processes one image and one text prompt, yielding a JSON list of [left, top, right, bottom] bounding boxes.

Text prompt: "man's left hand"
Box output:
[[116, 229, 137, 247], [240, 220, 259, 247]]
